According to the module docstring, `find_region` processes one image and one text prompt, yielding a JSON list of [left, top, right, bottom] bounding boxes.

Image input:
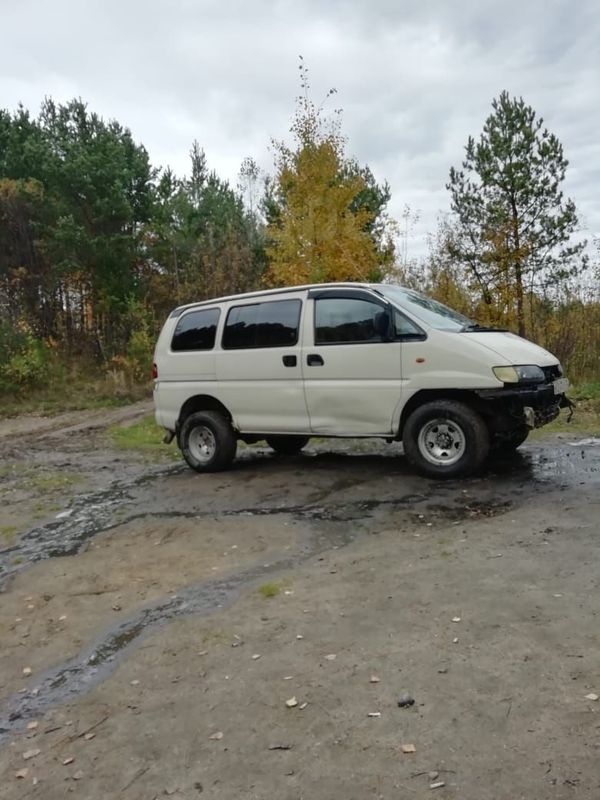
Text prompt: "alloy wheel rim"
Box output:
[[188, 425, 216, 464], [417, 418, 466, 466]]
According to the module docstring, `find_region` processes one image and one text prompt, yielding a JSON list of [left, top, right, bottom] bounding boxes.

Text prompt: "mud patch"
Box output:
[[0, 515, 354, 739], [0, 465, 182, 586], [0, 514, 304, 704], [426, 499, 512, 521], [2, 474, 600, 800]]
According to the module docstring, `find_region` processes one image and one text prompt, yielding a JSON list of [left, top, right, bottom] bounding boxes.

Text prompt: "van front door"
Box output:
[[301, 290, 403, 435]]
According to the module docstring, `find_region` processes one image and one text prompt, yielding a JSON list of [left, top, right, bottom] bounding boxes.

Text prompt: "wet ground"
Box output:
[[0, 404, 599, 799]]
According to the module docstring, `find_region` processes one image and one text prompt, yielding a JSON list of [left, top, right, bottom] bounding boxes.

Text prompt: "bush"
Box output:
[[126, 324, 154, 382], [0, 322, 50, 394], [105, 301, 154, 391]]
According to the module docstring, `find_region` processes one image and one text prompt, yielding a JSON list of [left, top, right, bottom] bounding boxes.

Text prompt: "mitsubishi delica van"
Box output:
[[153, 283, 570, 478]]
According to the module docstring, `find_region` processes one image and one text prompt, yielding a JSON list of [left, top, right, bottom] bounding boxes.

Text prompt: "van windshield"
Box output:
[[376, 285, 475, 331]]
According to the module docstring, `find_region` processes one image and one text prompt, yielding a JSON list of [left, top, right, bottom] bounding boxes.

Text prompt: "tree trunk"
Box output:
[[514, 259, 525, 337], [511, 198, 525, 337]]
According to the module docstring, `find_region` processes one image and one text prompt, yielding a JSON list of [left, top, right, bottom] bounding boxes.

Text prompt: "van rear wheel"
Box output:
[[403, 400, 489, 479], [180, 411, 237, 473], [266, 435, 310, 455]]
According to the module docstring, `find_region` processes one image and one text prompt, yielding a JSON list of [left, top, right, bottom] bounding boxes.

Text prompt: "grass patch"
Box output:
[[201, 628, 230, 645], [0, 466, 82, 502], [0, 465, 13, 479], [0, 367, 151, 419], [571, 382, 600, 407], [109, 414, 179, 460], [25, 472, 82, 493], [258, 581, 283, 599], [0, 525, 17, 543], [531, 384, 600, 439]]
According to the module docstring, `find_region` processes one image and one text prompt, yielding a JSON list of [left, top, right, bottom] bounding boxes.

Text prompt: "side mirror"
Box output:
[[373, 310, 392, 340]]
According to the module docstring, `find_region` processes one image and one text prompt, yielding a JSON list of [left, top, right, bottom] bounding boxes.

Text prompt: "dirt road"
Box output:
[[0, 405, 599, 799]]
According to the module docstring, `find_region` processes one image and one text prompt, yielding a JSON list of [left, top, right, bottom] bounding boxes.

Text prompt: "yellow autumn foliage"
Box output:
[[265, 67, 391, 287], [266, 140, 382, 286]]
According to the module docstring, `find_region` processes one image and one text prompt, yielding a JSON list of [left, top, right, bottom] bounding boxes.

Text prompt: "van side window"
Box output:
[[394, 310, 422, 337], [315, 297, 386, 344], [171, 308, 220, 351], [223, 299, 301, 349]]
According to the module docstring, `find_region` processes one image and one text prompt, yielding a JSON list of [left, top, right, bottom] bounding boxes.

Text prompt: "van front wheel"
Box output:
[[403, 400, 489, 478], [180, 411, 237, 473]]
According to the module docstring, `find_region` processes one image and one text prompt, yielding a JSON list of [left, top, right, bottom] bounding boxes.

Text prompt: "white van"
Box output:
[[153, 283, 570, 478]]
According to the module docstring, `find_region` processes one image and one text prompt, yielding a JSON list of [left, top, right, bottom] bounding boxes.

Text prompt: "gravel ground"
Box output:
[[0, 405, 599, 799]]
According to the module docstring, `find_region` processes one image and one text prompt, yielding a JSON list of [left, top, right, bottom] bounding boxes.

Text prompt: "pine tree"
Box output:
[[447, 91, 587, 336]]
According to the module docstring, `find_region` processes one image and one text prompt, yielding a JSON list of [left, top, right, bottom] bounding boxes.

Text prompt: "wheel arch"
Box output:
[[398, 389, 491, 437], [177, 395, 233, 431]]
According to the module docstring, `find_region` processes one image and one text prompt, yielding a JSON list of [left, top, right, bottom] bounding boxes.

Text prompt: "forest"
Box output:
[[0, 72, 598, 410]]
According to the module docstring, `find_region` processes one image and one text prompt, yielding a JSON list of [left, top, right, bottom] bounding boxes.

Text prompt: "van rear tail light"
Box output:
[[151, 363, 158, 379]]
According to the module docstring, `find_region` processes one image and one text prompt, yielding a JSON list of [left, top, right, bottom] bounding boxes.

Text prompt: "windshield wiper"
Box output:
[[460, 323, 508, 332]]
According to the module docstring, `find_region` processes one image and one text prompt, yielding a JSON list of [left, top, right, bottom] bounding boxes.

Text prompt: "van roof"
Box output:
[[169, 282, 396, 318]]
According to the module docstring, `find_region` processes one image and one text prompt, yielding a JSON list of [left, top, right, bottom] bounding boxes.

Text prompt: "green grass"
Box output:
[[109, 414, 179, 460], [0, 525, 17, 543], [571, 382, 600, 405], [25, 472, 82, 493], [0, 464, 17, 480], [0, 463, 82, 500], [531, 382, 600, 438], [258, 581, 283, 599], [0, 370, 151, 418]]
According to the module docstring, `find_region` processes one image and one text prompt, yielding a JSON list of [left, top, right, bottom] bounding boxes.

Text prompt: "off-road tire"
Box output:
[[179, 411, 237, 473], [402, 400, 490, 479], [265, 435, 310, 455]]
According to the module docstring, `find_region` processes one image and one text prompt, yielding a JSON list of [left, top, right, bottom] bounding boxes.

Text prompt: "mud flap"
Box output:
[[560, 395, 576, 423]]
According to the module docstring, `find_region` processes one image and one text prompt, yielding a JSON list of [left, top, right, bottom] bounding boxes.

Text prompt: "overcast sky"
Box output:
[[1, 0, 598, 257]]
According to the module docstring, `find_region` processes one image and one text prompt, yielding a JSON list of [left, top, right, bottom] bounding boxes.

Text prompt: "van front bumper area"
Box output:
[[475, 384, 566, 429]]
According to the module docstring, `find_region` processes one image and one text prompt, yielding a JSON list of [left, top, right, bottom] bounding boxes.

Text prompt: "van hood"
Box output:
[[455, 331, 559, 367]]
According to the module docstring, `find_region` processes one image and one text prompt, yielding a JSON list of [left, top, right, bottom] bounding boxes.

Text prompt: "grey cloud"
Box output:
[[1, 0, 598, 253]]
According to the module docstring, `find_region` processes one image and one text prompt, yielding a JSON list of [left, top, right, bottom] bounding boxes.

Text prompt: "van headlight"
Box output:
[[493, 365, 545, 384]]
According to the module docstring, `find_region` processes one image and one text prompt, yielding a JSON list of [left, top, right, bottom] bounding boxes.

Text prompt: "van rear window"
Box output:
[[223, 299, 301, 349], [171, 308, 220, 351]]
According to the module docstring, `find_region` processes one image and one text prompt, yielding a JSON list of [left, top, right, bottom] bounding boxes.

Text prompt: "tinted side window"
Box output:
[[315, 298, 385, 344], [171, 308, 220, 351], [222, 304, 258, 349], [223, 299, 301, 349], [256, 300, 301, 347]]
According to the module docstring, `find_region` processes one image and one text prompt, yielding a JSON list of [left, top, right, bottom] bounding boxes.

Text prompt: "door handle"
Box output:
[[307, 354, 324, 366], [282, 355, 297, 367]]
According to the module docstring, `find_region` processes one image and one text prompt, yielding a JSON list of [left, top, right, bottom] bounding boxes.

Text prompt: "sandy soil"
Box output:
[[0, 404, 598, 799]]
